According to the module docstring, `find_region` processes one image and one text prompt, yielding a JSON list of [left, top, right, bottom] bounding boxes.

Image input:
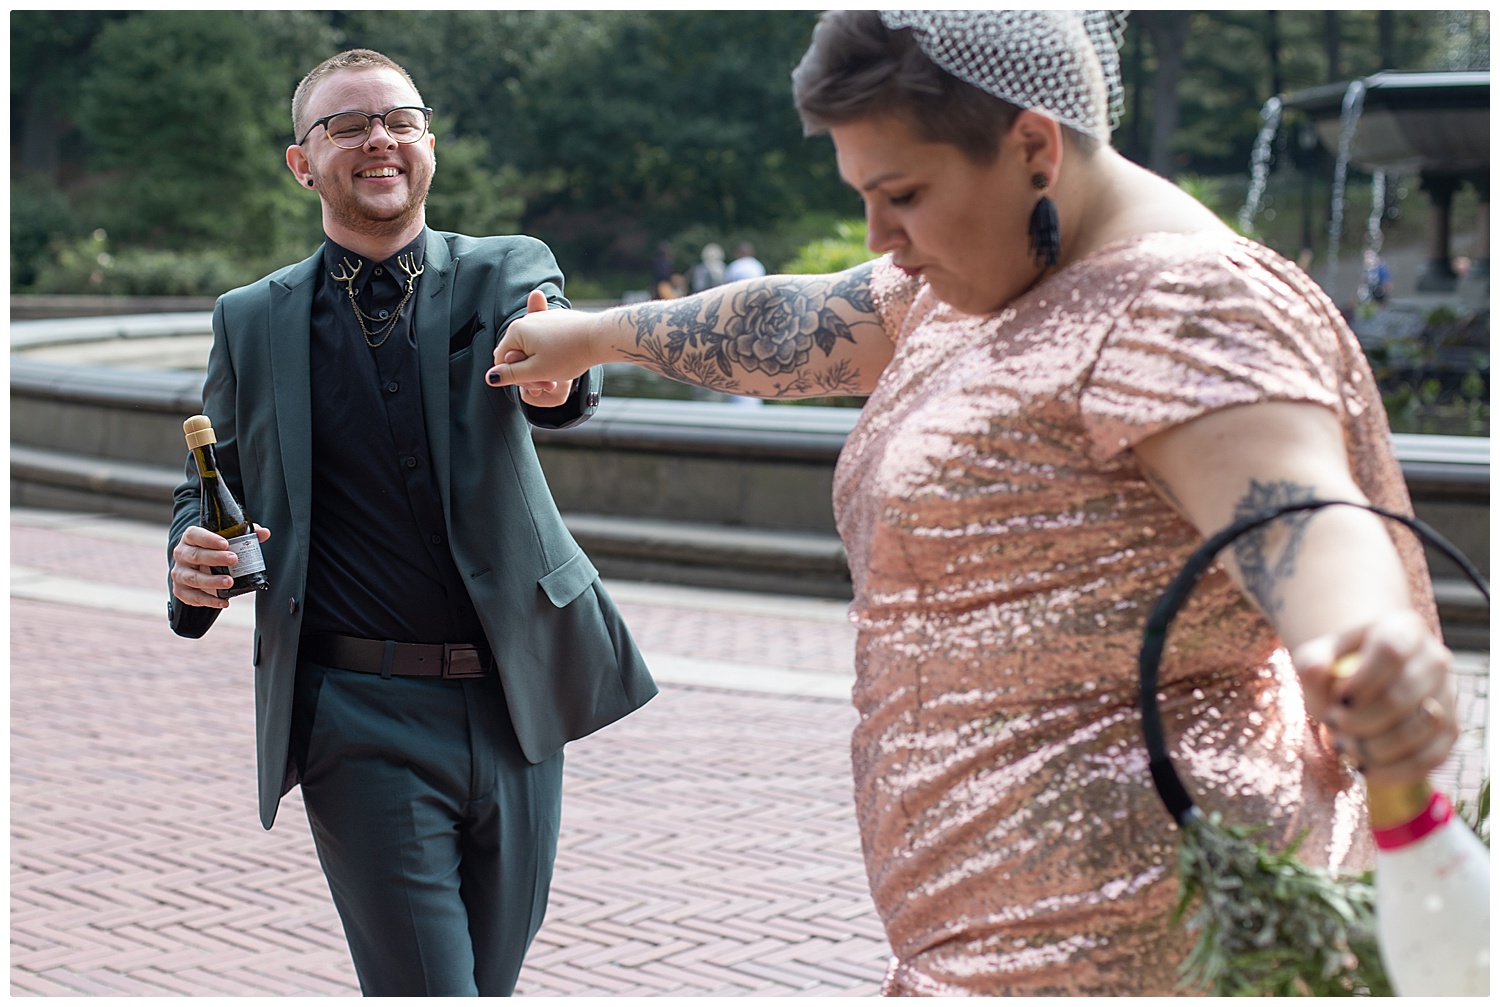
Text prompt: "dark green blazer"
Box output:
[[168, 229, 656, 829]]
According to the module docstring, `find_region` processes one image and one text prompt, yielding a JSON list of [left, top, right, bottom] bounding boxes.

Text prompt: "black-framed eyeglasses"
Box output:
[[297, 106, 433, 148]]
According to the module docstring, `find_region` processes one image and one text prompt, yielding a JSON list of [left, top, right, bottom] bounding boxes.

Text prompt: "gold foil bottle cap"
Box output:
[[184, 414, 217, 449]]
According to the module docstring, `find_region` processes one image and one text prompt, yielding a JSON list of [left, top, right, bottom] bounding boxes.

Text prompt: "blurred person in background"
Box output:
[[722, 240, 767, 282], [690, 241, 727, 293]]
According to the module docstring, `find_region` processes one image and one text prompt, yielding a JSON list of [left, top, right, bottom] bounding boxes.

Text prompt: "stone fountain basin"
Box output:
[[8, 315, 1490, 630], [1287, 71, 1489, 174]]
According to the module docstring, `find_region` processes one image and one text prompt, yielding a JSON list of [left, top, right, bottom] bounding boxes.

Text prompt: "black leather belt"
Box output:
[[300, 633, 491, 680]]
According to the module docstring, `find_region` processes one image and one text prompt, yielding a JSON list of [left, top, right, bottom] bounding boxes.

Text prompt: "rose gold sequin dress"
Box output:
[[835, 232, 1435, 996]]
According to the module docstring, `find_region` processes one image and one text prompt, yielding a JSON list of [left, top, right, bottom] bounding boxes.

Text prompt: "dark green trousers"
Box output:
[[292, 662, 563, 996]]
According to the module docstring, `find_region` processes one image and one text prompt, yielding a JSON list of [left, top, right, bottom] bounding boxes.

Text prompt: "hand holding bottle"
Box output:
[[173, 415, 271, 608], [1293, 609, 1458, 786], [171, 524, 272, 609]]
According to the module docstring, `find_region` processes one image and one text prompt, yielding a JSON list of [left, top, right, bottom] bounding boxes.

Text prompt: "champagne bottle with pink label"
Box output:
[[183, 415, 269, 599], [1335, 656, 1490, 996], [1367, 778, 1489, 995]]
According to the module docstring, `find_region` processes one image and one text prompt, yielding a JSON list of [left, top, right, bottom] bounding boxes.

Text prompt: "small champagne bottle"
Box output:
[[183, 414, 269, 599], [1335, 655, 1489, 996]]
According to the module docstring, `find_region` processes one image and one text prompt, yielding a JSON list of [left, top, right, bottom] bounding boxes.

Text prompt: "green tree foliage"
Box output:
[[28, 229, 268, 298], [333, 10, 560, 148], [325, 11, 860, 274], [71, 11, 334, 257], [781, 220, 876, 275], [10, 10, 1486, 296], [11, 11, 125, 179], [333, 12, 587, 250], [424, 124, 526, 238], [513, 12, 852, 232], [10, 176, 81, 288]]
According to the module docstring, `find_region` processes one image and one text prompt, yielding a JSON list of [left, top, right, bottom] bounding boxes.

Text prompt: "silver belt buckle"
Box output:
[[442, 644, 485, 679]]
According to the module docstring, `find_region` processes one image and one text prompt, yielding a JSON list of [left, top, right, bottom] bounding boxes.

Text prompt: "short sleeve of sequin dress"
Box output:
[[1077, 233, 1434, 620], [1080, 236, 1343, 458]]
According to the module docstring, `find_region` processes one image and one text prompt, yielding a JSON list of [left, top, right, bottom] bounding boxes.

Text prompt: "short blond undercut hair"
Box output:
[[291, 49, 422, 142]]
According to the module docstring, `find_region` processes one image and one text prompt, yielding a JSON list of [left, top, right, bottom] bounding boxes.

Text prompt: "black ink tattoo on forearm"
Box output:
[[615, 261, 878, 397], [1230, 479, 1317, 616]]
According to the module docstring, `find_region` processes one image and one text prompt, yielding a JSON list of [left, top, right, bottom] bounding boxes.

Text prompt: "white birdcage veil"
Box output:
[[879, 10, 1129, 141]]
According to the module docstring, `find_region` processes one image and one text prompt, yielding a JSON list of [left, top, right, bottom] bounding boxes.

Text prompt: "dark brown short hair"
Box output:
[[792, 10, 1096, 163], [291, 49, 421, 142]]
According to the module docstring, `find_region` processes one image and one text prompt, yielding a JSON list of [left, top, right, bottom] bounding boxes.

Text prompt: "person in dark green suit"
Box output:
[[167, 49, 656, 996]]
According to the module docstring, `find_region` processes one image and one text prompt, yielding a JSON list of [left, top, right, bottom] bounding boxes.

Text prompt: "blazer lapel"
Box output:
[[269, 248, 320, 563], [415, 229, 457, 523]]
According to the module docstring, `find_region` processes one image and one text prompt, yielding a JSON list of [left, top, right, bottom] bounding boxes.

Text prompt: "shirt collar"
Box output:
[[321, 228, 428, 280]]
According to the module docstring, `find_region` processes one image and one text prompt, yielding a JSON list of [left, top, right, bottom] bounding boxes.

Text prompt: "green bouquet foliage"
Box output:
[[1174, 810, 1390, 996], [1456, 779, 1490, 848]]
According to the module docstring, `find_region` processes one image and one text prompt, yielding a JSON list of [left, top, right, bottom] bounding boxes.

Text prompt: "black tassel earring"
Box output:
[[1027, 172, 1061, 269]]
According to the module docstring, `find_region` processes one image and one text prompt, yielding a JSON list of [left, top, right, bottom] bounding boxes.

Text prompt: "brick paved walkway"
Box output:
[[10, 508, 885, 996], [11, 507, 1489, 997]]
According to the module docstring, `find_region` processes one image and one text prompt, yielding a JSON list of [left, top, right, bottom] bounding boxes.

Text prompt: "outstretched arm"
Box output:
[[1133, 400, 1457, 787], [489, 260, 893, 399]]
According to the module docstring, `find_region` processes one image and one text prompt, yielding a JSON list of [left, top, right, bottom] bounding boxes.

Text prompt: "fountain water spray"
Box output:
[[1237, 97, 1282, 235], [1365, 169, 1389, 258], [1358, 170, 1394, 305], [1326, 80, 1368, 292]]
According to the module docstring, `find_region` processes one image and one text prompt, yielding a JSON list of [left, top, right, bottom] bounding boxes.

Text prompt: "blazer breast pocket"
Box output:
[[449, 311, 486, 356]]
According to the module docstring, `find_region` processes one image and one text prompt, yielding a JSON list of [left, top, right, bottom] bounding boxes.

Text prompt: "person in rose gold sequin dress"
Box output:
[[489, 11, 1461, 996]]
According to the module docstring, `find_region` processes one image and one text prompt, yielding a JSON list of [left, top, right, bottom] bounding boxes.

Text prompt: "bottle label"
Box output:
[[1373, 791, 1452, 850], [226, 532, 267, 577]]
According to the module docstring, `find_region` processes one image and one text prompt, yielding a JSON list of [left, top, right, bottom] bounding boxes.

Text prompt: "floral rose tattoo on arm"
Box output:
[[615, 262, 880, 398], [1229, 478, 1317, 616]]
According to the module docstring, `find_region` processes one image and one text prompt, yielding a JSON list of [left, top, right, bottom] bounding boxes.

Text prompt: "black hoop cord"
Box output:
[[1138, 499, 1490, 826]]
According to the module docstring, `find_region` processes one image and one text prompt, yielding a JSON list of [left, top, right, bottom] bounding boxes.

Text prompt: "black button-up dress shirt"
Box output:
[[302, 231, 486, 645]]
